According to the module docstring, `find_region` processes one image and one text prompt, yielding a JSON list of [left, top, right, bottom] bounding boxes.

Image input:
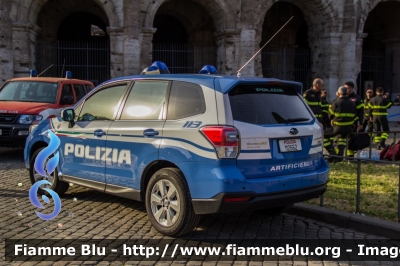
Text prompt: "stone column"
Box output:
[[123, 38, 140, 76], [0, 6, 13, 82], [383, 38, 400, 96], [139, 27, 157, 72], [319, 33, 342, 101], [107, 27, 124, 79], [338, 32, 368, 95], [238, 29, 256, 76], [253, 29, 263, 77], [28, 24, 41, 71], [123, 0, 140, 75], [11, 23, 40, 78], [214, 29, 241, 75]]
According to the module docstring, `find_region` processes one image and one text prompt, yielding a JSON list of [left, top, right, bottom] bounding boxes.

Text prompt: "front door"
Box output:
[[57, 82, 129, 188]]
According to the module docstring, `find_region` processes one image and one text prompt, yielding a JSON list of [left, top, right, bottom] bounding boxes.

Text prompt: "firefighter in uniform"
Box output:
[[303, 78, 323, 122], [321, 88, 334, 146], [362, 89, 374, 134], [321, 89, 330, 128], [344, 81, 364, 157], [326, 86, 357, 162], [368, 87, 392, 149], [303, 79, 333, 154]]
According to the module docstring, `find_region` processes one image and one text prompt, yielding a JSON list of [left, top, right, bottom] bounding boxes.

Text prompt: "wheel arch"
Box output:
[[140, 160, 182, 201], [29, 141, 48, 161]]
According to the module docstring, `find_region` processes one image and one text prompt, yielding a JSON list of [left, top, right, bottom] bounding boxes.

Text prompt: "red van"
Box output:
[[0, 74, 94, 147]]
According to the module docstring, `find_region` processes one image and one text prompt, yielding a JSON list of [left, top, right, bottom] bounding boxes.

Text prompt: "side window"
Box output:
[[85, 84, 94, 92], [61, 85, 73, 104], [120, 81, 169, 120], [73, 84, 86, 101], [167, 81, 206, 120], [78, 84, 127, 121]]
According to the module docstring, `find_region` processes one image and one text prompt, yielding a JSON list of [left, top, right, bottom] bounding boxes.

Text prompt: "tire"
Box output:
[[145, 168, 200, 236], [260, 204, 293, 216], [29, 147, 69, 196]]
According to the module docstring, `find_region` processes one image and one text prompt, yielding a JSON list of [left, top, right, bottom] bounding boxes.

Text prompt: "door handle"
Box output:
[[143, 128, 159, 138], [94, 129, 106, 137]]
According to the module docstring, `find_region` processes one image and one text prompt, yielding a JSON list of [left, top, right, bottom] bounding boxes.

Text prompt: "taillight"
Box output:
[[200, 126, 239, 158]]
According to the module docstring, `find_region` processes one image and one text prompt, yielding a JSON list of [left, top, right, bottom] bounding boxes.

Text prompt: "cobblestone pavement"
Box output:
[[0, 148, 398, 266]]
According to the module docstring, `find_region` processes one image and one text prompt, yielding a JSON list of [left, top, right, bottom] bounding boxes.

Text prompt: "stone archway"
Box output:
[[260, 2, 312, 90], [250, 0, 341, 90], [11, 0, 120, 28], [34, 0, 111, 85], [143, 0, 235, 33], [151, 0, 217, 73], [141, 0, 237, 74], [254, 0, 339, 72], [358, 1, 400, 96], [6, 0, 118, 82]]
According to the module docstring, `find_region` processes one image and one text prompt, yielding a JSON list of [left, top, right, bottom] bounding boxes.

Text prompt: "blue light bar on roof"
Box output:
[[30, 70, 37, 77], [66, 71, 72, 79], [199, 65, 218, 74], [142, 61, 170, 75]]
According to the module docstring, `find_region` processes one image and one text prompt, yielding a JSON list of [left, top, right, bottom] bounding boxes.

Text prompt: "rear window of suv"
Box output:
[[228, 85, 313, 125]]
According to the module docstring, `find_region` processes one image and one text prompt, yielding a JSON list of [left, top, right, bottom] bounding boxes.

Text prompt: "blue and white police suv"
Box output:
[[25, 62, 329, 236]]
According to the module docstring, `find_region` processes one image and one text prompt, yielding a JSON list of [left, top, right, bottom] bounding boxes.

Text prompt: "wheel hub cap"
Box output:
[[163, 199, 169, 207], [150, 179, 180, 227]]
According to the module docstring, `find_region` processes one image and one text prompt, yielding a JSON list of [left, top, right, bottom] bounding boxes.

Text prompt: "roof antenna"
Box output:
[[60, 59, 66, 78], [237, 16, 294, 78], [37, 64, 54, 77]]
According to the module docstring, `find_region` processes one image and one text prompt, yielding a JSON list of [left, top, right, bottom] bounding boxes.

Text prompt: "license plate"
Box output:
[[0, 129, 2, 135], [279, 139, 302, 152]]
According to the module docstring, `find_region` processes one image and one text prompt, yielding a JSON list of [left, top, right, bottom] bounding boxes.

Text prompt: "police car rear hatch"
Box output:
[[227, 83, 323, 179]]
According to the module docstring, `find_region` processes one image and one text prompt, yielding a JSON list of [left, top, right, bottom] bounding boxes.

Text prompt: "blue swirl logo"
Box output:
[[29, 130, 62, 220]]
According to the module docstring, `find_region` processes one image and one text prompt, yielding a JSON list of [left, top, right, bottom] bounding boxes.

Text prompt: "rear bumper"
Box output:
[[0, 124, 30, 147], [192, 183, 327, 214]]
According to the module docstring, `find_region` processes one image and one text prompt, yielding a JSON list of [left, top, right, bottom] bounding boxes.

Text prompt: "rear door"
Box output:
[[228, 84, 323, 179], [105, 80, 170, 191]]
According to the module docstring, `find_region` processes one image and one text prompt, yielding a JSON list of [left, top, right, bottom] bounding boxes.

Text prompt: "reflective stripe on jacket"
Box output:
[[303, 88, 322, 120], [363, 97, 371, 121], [348, 92, 364, 124], [329, 97, 357, 127], [368, 95, 392, 116]]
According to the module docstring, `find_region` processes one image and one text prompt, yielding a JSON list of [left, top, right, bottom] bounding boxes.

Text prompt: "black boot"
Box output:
[[325, 146, 337, 163], [380, 139, 387, 149], [335, 146, 345, 163]]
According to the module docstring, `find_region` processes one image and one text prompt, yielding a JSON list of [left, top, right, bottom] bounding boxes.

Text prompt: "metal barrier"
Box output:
[[322, 130, 400, 223]]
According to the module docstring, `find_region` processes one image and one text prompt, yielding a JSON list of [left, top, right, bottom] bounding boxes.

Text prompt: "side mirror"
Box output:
[[61, 96, 74, 105], [61, 109, 75, 122], [61, 109, 75, 128]]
